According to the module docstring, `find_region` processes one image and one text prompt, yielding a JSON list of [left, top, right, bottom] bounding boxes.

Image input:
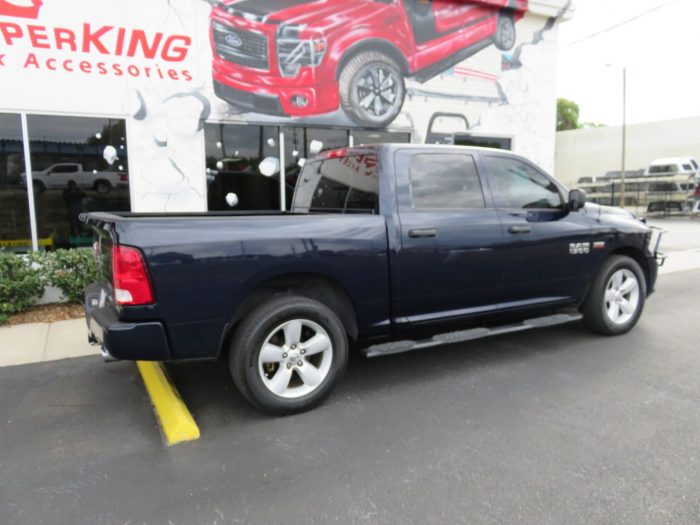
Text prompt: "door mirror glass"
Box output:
[[568, 189, 587, 211]]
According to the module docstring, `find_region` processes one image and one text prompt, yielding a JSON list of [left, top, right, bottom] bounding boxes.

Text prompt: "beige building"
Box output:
[[555, 116, 700, 187]]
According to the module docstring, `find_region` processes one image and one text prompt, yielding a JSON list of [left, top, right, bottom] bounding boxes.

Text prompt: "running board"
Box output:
[[363, 313, 583, 358]]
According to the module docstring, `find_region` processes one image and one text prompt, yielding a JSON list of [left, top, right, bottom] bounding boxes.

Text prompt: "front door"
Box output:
[[394, 149, 505, 329], [480, 154, 593, 304]]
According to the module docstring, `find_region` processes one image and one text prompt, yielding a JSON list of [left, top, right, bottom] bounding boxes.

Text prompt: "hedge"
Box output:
[[0, 249, 99, 324]]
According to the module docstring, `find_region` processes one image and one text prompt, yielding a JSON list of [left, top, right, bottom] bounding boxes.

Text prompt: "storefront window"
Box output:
[[305, 128, 349, 155], [0, 113, 32, 251], [27, 115, 130, 249], [205, 123, 281, 211]]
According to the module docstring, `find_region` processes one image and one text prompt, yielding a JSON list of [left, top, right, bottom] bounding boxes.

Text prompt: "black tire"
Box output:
[[339, 50, 406, 128], [94, 180, 111, 194], [229, 295, 348, 415], [582, 255, 647, 336], [494, 12, 517, 51], [32, 181, 46, 194]]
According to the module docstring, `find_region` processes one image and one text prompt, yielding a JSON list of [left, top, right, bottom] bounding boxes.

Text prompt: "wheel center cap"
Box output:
[[290, 352, 299, 361]]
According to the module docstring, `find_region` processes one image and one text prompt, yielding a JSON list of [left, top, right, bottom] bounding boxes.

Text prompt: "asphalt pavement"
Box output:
[[1, 269, 699, 525]]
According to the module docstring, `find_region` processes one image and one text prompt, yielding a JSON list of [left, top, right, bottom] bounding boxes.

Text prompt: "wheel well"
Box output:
[[610, 247, 649, 287], [220, 274, 359, 359], [335, 40, 410, 79], [94, 179, 111, 188]]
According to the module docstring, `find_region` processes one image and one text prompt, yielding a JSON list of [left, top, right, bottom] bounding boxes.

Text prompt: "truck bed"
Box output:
[[84, 212, 391, 360]]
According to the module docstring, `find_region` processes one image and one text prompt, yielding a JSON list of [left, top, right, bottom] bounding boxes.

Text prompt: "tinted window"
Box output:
[[484, 156, 562, 209], [682, 164, 693, 171], [649, 165, 676, 174], [293, 154, 378, 213], [409, 153, 484, 209]]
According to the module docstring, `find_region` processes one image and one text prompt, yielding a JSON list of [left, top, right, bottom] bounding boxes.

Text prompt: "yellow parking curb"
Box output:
[[137, 361, 200, 446]]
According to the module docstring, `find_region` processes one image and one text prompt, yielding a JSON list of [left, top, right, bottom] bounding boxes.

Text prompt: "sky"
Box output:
[[556, 0, 699, 126]]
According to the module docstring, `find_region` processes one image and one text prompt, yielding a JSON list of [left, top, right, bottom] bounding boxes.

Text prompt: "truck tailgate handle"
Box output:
[[508, 226, 532, 234], [409, 228, 438, 239]]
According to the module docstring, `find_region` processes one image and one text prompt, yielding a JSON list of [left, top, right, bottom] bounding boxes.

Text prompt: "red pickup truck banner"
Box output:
[[0, 0, 569, 212]]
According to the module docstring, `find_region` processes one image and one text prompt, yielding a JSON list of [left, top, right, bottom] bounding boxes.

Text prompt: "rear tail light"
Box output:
[[111, 245, 155, 306], [119, 174, 128, 182]]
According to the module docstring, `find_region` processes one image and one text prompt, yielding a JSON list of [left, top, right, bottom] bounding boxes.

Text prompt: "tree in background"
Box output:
[[557, 98, 581, 131]]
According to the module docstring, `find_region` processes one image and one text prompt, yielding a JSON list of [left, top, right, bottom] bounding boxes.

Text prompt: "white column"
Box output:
[[20, 113, 39, 251]]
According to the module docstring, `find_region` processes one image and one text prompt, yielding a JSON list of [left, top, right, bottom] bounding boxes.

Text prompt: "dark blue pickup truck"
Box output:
[[84, 144, 662, 414]]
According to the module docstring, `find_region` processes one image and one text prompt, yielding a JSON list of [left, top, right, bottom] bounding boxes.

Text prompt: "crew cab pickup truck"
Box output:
[[21, 163, 127, 194], [84, 144, 661, 415], [211, 0, 527, 127]]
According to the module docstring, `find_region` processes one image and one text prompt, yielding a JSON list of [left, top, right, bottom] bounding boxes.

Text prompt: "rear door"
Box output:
[[480, 154, 593, 304], [394, 148, 505, 327], [431, 1, 490, 34]]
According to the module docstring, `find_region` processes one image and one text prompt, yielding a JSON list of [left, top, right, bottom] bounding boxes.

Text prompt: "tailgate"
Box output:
[[82, 212, 119, 285]]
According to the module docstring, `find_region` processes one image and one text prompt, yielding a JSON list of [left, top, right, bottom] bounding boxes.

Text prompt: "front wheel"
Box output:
[[229, 295, 348, 415], [582, 255, 647, 335], [339, 50, 406, 129]]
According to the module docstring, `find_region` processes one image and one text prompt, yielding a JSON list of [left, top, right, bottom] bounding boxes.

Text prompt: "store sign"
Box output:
[[0, 0, 194, 81]]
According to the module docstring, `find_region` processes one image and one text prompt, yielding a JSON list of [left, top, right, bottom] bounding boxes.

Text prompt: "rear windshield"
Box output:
[[292, 154, 379, 214]]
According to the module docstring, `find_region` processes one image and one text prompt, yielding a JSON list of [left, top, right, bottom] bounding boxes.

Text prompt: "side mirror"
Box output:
[[568, 189, 587, 211]]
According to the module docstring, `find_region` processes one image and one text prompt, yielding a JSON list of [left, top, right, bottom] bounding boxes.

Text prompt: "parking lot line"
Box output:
[[137, 361, 200, 446]]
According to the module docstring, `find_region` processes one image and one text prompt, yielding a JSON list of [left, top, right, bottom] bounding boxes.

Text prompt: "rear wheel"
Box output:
[[229, 295, 348, 415], [94, 180, 111, 194], [582, 255, 646, 335], [494, 12, 517, 51]]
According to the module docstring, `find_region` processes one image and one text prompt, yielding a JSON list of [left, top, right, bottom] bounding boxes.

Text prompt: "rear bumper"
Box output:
[[85, 284, 170, 362]]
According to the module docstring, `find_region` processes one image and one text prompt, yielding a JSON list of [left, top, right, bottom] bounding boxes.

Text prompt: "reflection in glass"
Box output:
[[0, 113, 32, 251], [205, 123, 281, 211], [410, 153, 485, 209], [27, 115, 130, 249]]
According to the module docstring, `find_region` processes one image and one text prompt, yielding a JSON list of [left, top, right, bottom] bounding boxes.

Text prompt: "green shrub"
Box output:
[[0, 252, 44, 318], [0, 249, 99, 323], [30, 249, 100, 303]]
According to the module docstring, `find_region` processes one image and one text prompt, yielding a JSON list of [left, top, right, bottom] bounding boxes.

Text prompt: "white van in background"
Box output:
[[644, 157, 699, 178]]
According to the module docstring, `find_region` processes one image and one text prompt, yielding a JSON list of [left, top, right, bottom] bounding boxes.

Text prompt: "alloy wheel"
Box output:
[[258, 319, 334, 399]]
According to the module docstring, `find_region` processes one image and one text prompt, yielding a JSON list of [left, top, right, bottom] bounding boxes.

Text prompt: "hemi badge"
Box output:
[[593, 241, 606, 250]]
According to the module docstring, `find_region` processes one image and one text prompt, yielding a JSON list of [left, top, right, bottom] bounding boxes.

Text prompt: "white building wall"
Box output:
[[555, 116, 700, 187]]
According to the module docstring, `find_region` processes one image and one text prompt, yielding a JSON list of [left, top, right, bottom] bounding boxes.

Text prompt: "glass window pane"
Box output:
[[294, 154, 378, 214], [305, 128, 349, 156], [27, 116, 130, 249], [205, 123, 280, 211], [483, 156, 563, 210], [0, 113, 32, 251], [409, 153, 485, 209]]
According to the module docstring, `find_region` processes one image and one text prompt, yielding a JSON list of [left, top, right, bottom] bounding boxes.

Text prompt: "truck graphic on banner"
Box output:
[[210, 0, 527, 128]]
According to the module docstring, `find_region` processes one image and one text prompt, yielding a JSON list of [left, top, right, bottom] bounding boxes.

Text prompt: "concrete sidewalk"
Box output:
[[0, 319, 98, 368]]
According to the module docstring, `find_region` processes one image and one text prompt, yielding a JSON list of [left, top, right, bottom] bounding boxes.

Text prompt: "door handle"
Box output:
[[508, 226, 532, 234], [409, 228, 438, 239]]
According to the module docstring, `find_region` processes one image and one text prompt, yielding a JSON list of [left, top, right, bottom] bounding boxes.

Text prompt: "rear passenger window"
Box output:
[[293, 154, 378, 213], [409, 153, 485, 209], [483, 156, 563, 210]]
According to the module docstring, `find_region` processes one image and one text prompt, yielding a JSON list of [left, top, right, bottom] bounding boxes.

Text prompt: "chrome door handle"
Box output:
[[508, 226, 532, 234], [409, 228, 438, 238]]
